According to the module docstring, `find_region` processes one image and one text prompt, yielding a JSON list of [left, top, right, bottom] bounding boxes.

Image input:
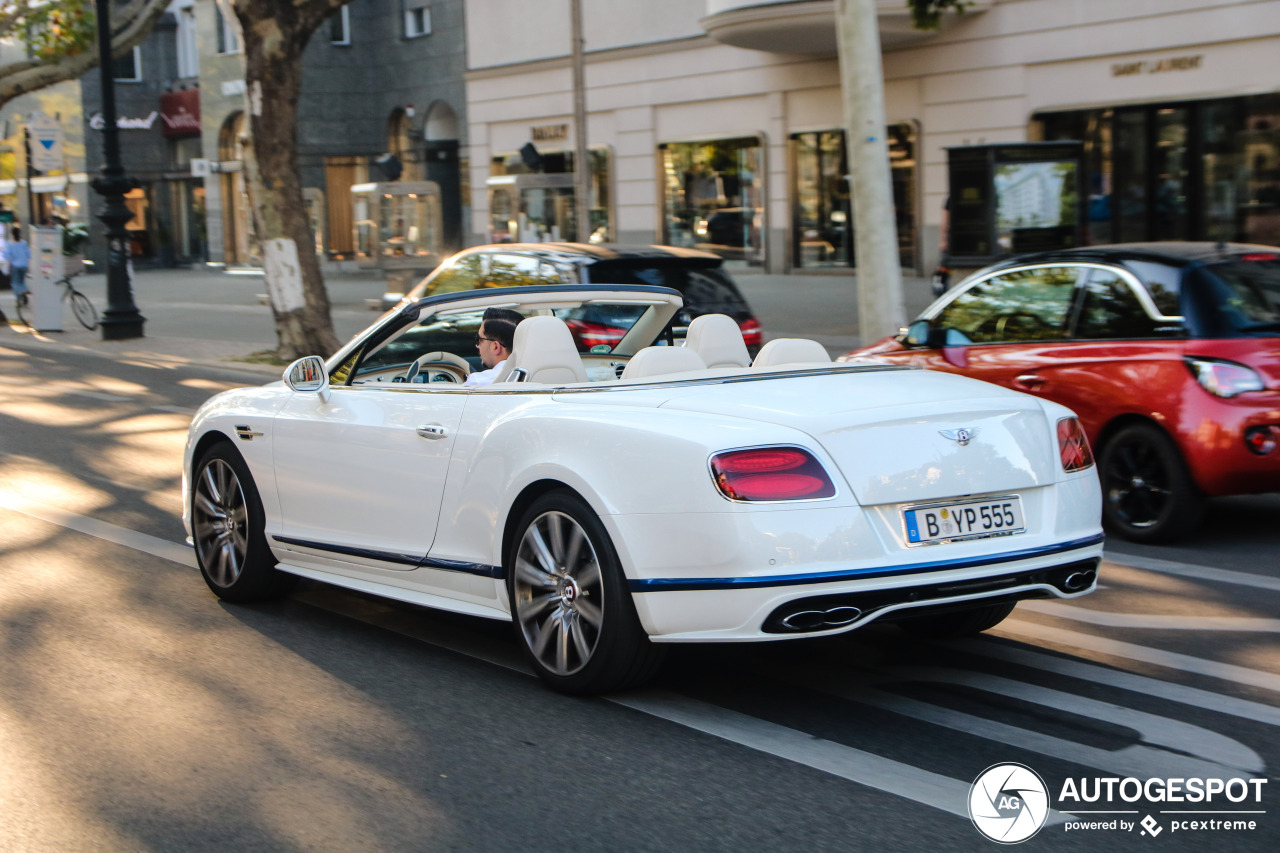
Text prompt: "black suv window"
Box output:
[[487, 253, 558, 287], [935, 266, 1080, 343], [1073, 269, 1159, 339], [584, 262, 749, 320]]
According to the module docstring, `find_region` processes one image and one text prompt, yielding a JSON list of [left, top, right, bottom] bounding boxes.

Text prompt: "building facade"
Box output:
[[81, 0, 204, 268], [462, 0, 1280, 274], [196, 0, 469, 268]]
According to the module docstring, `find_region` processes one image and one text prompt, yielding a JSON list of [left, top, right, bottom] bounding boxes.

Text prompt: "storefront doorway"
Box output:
[[789, 124, 918, 272]]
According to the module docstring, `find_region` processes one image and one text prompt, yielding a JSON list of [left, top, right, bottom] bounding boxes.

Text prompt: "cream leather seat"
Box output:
[[619, 346, 707, 380], [751, 338, 831, 369], [685, 313, 751, 369], [493, 316, 588, 384]]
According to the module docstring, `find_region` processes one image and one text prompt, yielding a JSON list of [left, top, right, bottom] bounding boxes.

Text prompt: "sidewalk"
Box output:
[[1, 265, 936, 374]]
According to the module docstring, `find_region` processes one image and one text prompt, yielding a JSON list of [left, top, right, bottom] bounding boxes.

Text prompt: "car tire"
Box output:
[[507, 490, 663, 694], [191, 441, 294, 602], [1098, 423, 1205, 544], [897, 601, 1017, 638]]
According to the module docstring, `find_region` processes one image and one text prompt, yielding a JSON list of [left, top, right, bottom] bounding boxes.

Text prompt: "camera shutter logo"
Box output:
[[969, 763, 1050, 843]]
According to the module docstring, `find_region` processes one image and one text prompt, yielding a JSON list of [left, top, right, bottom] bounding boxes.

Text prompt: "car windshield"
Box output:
[[345, 300, 660, 384], [1189, 255, 1280, 336]]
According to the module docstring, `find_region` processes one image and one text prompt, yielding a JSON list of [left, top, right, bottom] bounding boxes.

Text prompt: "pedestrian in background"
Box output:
[[4, 227, 30, 302]]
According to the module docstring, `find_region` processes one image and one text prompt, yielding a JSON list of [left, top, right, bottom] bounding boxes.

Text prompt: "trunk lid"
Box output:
[[580, 368, 1060, 505]]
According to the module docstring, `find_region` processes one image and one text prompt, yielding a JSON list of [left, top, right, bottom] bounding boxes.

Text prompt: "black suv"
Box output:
[[392, 243, 762, 352]]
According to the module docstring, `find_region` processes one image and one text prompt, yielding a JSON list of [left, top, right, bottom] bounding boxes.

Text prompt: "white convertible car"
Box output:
[[183, 284, 1103, 693]]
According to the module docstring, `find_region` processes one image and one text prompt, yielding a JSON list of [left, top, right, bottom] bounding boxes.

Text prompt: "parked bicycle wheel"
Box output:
[[70, 288, 98, 330], [13, 293, 29, 327]]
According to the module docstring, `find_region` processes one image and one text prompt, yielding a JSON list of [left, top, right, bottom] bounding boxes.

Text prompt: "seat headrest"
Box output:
[[619, 346, 707, 380], [685, 313, 751, 369], [751, 338, 831, 368], [494, 315, 588, 384]]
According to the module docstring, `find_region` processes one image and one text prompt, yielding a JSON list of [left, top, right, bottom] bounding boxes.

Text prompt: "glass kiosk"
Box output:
[[947, 142, 1084, 266], [351, 181, 443, 303]]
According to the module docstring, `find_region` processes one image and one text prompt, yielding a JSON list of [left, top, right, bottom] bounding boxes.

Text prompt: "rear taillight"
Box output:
[[710, 447, 836, 501], [738, 318, 763, 348], [565, 320, 626, 350], [1186, 357, 1265, 398], [1057, 417, 1094, 472]]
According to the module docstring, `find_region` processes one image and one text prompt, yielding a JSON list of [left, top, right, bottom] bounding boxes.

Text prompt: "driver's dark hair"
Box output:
[[482, 307, 523, 352]]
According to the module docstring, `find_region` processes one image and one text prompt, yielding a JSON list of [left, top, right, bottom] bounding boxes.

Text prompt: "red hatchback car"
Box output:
[[842, 243, 1280, 543]]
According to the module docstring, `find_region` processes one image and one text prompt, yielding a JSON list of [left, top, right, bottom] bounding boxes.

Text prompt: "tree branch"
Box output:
[[0, 0, 170, 111]]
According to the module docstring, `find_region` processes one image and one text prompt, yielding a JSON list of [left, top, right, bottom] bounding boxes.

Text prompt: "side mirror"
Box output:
[[903, 319, 933, 348], [284, 356, 332, 402]]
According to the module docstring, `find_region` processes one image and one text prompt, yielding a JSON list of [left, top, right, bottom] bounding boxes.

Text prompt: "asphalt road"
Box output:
[[1, 340, 1279, 852]]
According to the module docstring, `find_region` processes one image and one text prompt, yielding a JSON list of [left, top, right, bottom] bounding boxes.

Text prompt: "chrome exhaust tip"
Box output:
[[1063, 569, 1096, 591], [779, 606, 862, 632]]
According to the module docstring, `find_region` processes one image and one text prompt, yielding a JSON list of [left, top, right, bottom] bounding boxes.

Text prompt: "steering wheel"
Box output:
[[405, 351, 471, 384]]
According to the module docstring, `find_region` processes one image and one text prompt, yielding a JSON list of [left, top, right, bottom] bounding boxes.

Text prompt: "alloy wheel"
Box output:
[[192, 458, 250, 587], [1103, 438, 1172, 529], [512, 510, 605, 676]]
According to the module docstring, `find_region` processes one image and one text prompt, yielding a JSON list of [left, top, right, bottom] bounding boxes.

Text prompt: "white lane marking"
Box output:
[[1104, 553, 1280, 593], [0, 498, 197, 569], [1019, 601, 1280, 633], [849, 668, 1263, 777], [953, 639, 1280, 729], [610, 690, 1066, 824], [997, 619, 1280, 695]]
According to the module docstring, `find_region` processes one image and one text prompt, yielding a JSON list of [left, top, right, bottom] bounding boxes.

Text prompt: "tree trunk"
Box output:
[[235, 0, 340, 360], [834, 0, 907, 346]]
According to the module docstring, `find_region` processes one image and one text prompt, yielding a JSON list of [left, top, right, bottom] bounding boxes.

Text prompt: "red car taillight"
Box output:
[[738, 318, 763, 348], [565, 320, 626, 350], [709, 447, 836, 501], [1057, 417, 1094, 472]]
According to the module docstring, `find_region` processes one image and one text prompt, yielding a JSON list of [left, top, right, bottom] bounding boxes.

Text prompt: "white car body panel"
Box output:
[[183, 285, 1104, 645]]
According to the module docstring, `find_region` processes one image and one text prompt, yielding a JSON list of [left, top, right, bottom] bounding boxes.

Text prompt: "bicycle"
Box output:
[[13, 273, 98, 331]]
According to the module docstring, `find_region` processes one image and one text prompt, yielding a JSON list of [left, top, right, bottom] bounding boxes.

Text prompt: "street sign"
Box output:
[[28, 112, 64, 172]]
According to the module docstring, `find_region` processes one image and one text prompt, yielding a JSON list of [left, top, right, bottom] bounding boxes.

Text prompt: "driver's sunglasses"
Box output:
[[474, 334, 498, 345]]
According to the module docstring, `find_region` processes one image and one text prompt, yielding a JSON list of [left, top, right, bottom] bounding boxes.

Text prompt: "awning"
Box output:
[[31, 175, 68, 193], [0, 179, 16, 194]]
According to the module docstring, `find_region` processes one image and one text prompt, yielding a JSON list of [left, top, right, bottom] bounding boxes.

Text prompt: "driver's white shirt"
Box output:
[[463, 359, 507, 387]]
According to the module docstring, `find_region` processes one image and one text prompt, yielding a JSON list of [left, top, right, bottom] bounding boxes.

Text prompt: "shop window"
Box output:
[[112, 47, 142, 83], [489, 147, 610, 243], [790, 125, 917, 271], [404, 1, 431, 38], [1036, 94, 1280, 246], [660, 137, 763, 267], [331, 5, 351, 45]]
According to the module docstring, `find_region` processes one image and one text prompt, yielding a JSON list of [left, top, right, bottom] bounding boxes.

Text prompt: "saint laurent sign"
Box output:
[[1111, 54, 1203, 77], [531, 124, 569, 142]]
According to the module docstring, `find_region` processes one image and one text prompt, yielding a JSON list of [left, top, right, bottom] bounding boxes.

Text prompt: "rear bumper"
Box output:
[[627, 535, 1103, 642], [1179, 393, 1280, 496]]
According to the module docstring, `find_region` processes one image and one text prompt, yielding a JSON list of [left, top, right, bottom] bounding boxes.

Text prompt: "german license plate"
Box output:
[[903, 496, 1025, 545]]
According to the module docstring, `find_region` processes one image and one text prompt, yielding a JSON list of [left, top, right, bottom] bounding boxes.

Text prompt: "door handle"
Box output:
[[416, 424, 448, 439], [1013, 373, 1046, 391]]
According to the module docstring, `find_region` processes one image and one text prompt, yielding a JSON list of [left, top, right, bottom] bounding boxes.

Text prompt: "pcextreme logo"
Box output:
[[968, 763, 1269, 843]]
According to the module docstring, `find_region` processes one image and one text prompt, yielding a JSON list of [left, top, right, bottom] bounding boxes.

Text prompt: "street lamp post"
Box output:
[[92, 0, 145, 340]]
